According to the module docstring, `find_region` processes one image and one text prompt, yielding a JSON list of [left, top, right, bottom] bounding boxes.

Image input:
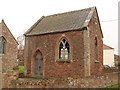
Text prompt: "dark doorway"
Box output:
[[34, 50, 43, 77]]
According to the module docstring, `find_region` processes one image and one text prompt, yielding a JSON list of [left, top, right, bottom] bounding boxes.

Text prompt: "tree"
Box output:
[[17, 35, 25, 65], [17, 34, 25, 50]]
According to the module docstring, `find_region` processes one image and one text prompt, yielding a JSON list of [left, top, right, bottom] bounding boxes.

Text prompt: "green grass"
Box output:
[[101, 84, 120, 90], [106, 84, 120, 88]]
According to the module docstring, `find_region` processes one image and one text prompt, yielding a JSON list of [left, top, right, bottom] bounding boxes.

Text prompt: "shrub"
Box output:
[[18, 65, 24, 77]]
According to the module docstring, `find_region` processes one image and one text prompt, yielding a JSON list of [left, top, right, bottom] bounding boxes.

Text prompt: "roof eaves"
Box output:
[[103, 44, 114, 49], [24, 16, 45, 36], [25, 27, 86, 36]]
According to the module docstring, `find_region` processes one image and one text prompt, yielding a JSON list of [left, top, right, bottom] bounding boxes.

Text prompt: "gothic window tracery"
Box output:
[[59, 38, 70, 61]]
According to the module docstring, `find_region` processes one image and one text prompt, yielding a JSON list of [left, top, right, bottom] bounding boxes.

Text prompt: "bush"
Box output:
[[18, 65, 25, 77]]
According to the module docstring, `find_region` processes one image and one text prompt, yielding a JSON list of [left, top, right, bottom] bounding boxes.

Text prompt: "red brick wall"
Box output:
[[0, 21, 18, 88], [0, 24, 2, 36], [1, 21, 18, 73], [88, 9, 103, 75], [25, 30, 85, 78]]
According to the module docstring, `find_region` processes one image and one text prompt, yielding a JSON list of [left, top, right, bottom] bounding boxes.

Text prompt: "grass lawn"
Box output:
[[101, 84, 120, 90], [106, 84, 120, 88]]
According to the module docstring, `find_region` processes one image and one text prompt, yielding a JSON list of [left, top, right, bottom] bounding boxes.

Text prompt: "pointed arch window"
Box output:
[[59, 38, 70, 61], [0, 36, 6, 54]]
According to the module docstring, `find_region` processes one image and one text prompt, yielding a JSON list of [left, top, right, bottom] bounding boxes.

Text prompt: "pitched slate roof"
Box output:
[[25, 7, 101, 36], [103, 44, 114, 50]]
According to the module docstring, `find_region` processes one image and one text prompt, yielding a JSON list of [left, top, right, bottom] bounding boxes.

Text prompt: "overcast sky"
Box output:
[[0, 0, 118, 54]]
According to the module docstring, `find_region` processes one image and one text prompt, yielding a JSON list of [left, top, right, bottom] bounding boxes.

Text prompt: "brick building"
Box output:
[[0, 20, 18, 88], [24, 7, 103, 78]]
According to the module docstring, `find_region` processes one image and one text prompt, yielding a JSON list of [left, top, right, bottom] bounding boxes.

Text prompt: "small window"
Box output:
[[94, 37, 98, 62], [0, 36, 6, 54], [59, 38, 70, 62]]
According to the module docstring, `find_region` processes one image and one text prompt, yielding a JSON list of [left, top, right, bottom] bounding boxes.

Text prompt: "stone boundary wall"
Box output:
[[9, 72, 118, 88]]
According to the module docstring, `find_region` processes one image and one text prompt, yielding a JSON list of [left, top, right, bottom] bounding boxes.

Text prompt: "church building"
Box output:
[[24, 7, 103, 78]]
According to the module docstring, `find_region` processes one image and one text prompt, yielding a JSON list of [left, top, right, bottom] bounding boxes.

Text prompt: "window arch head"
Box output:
[[0, 36, 6, 54], [34, 50, 43, 60], [59, 38, 70, 60]]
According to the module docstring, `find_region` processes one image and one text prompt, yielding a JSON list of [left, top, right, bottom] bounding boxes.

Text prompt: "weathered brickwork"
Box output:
[[1, 20, 18, 73], [10, 72, 118, 88], [0, 20, 18, 88], [25, 30, 85, 78], [2, 72, 18, 88]]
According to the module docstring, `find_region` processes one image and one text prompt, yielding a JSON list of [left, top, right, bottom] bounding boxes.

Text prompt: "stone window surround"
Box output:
[[59, 38, 70, 61], [94, 36, 99, 63], [0, 36, 6, 54], [55, 34, 73, 63]]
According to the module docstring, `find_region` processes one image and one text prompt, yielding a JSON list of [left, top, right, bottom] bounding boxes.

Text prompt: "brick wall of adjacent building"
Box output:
[[2, 72, 18, 88], [0, 24, 2, 35], [2, 21, 18, 73], [0, 23, 2, 89], [0, 20, 18, 88]]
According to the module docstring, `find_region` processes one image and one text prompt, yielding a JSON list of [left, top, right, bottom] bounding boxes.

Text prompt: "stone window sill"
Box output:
[[56, 59, 70, 63], [94, 60, 99, 63], [0, 54, 4, 56]]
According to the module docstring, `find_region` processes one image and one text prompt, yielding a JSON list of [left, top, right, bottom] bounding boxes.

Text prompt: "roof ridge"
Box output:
[[45, 7, 95, 18]]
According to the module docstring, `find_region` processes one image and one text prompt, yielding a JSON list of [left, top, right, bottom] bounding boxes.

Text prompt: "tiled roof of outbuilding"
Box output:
[[103, 44, 114, 49]]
